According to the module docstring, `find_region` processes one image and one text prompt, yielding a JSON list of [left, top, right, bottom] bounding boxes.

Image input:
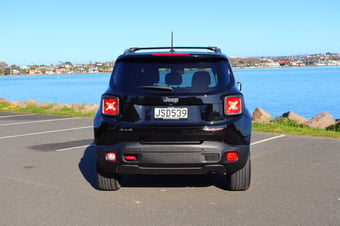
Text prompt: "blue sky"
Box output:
[[1, 0, 340, 65]]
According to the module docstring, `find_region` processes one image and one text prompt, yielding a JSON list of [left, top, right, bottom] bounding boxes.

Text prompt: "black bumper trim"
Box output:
[[117, 165, 226, 174], [96, 141, 250, 175]]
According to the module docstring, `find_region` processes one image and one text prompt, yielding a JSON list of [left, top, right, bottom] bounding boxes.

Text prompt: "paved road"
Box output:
[[0, 112, 339, 226]]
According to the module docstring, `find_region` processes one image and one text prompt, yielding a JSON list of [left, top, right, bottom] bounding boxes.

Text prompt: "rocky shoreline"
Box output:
[[252, 107, 339, 130], [0, 98, 339, 131]]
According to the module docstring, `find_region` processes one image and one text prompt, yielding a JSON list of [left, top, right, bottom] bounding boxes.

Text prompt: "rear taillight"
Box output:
[[226, 152, 238, 162], [105, 152, 117, 161], [224, 96, 242, 115], [102, 97, 119, 116]]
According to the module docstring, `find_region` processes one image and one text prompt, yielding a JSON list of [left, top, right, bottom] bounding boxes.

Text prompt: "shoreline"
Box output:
[[1, 65, 340, 77], [0, 71, 110, 77]]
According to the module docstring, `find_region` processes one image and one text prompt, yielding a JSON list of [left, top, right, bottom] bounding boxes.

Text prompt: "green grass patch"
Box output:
[[0, 101, 96, 118], [253, 118, 340, 138]]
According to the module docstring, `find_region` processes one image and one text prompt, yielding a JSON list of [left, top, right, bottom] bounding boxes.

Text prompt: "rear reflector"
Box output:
[[105, 152, 117, 161], [124, 155, 137, 161], [226, 152, 238, 162], [224, 96, 242, 115], [152, 53, 189, 56], [102, 97, 119, 115]]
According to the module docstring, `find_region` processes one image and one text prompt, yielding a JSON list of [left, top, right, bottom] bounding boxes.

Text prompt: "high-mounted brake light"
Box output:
[[102, 97, 119, 116], [224, 96, 242, 115], [152, 53, 190, 56]]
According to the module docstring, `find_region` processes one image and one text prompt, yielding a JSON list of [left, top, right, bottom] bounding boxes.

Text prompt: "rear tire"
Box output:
[[226, 154, 251, 191], [96, 165, 121, 191]]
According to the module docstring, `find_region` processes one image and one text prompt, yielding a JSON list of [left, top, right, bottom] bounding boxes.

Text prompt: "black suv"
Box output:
[[94, 47, 251, 191]]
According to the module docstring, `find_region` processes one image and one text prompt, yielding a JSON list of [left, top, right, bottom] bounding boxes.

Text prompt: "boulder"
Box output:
[[47, 103, 64, 112], [305, 112, 335, 129], [277, 111, 308, 124], [252, 107, 272, 123], [35, 102, 51, 107], [12, 101, 27, 108], [0, 98, 10, 104], [71, 104, 82, 112], [79, 103, 98, 114]]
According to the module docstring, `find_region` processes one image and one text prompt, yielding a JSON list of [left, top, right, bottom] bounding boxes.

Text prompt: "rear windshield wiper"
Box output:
[[139, 86, 173, 91]]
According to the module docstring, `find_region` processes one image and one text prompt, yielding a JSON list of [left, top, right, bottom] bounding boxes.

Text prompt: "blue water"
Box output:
[[234, 66, 340, 119], [0, 66, 339, 119], [0, 73, 111, 106]]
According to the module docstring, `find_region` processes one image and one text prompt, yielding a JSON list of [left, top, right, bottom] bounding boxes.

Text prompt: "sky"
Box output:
[[1, 0, 340, 65]]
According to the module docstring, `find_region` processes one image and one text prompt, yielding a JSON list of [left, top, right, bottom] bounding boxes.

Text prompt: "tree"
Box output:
[[0, 62, 8, 75]]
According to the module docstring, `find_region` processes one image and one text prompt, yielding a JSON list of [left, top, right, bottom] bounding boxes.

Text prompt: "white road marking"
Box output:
[[0, 113, 36, 119], [56, 144, 93, 152], [251, 134, 286, 146], [0, 126, 92, 140], [0, 117, 83, 126]]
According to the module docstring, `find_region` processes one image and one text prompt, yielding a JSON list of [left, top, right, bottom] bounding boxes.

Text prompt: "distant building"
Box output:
[[88, 67, 99, 73]]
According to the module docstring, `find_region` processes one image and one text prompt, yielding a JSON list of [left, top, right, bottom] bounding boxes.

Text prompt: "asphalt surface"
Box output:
[[0, 112, 339, 226]]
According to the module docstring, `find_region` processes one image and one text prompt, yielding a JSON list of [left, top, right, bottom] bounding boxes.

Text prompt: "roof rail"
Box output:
[[124, 47, 222, 54]]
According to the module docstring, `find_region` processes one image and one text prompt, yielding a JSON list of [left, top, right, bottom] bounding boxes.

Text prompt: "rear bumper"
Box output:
[[96, 141, 250, 175]]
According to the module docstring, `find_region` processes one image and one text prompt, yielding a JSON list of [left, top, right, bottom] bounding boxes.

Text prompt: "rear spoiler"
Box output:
[[124, 47, 222, 54]]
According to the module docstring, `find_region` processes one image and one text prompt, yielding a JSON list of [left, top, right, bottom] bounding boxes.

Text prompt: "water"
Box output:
[[234, 66, 340, 119], [0, 66, 339, 119], [0, 73, 111, 106]]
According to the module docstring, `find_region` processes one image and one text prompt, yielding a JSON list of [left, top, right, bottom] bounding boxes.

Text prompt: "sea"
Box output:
[[0, 66, 339, 119]]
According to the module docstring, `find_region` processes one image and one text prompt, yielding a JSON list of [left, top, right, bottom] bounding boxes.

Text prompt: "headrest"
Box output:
[[192, 71, 211, 88], [165, 72, 182, 86]]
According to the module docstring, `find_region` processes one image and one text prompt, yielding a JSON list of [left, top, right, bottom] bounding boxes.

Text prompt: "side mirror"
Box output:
[[237, 82, 242, 91]]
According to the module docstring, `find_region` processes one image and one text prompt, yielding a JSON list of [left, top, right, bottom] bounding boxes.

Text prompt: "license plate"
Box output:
[[154, 107, 188, 120]]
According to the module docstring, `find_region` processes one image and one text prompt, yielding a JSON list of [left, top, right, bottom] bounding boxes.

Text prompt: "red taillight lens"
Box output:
[[226, 152, 238, 162], [124, 155, 137, 161], [105, 152, 117, 161], [102, 97, 119, 115], [224, 96, 242, 115]]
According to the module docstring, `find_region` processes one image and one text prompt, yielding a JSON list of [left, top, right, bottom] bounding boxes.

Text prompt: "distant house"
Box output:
[[12, 69, 21, 75], [29, 68, 41, 75], [56, 67, 70, 74], [88, 67, 98, 73]]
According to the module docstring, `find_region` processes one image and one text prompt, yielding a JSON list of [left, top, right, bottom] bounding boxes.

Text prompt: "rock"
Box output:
[[277, 111, 308, 124], [252, 107, 272, 123], [47, 103, 64, 112], [71, 104, 82, 112], [13, 101, 27, 108], [305, 112, 335, 129], [35, 102, 51, 107], [79, 103, 98, 114], [25, 99, 38, 105], [0, 98, 10, 104]]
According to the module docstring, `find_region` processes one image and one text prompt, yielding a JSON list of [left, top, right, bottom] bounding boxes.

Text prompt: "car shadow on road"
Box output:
[[78, 145, 97, 189], [78, 145, 227, 190], [121, 174, 227, 190]]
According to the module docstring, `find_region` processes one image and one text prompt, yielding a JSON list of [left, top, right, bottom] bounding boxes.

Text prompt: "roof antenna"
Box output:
[[170, 31, 175, 53]]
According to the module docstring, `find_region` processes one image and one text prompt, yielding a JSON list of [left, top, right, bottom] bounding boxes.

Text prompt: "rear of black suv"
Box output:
[[94, 47, 252, 191]]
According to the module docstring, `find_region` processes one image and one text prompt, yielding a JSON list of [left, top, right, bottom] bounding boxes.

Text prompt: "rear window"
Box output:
[[111, 59, 234, 93]]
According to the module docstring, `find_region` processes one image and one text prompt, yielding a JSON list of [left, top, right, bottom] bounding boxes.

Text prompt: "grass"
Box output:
[[253, 118, 340, 139], [0, 101, 95, 118], [1, 100, 339, 139]]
